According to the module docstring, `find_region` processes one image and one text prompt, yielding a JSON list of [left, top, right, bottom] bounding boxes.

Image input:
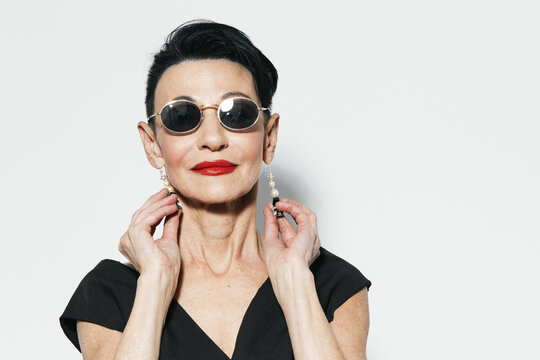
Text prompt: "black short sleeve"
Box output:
[[59, 259, 139, 351], [310, 247, 372, 322]]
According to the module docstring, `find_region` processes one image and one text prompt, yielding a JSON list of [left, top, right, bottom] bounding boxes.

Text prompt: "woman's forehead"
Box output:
[[154, 59, 259, 106]]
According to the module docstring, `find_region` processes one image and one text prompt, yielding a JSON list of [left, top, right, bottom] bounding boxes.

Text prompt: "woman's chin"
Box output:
[[179, 186, 256, 206], [175, 173, 259, 206]]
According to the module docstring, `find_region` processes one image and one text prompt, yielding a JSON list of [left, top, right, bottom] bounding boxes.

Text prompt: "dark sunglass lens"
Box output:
[[219, 98, 259, 130], [161, 101, 201, 132]]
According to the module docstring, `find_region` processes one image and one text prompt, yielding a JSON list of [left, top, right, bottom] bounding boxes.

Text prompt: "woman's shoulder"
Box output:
[[310, 246, 369, 280], [77, 258, 140, 290], [95, 258, 139, 274], [92, 258, 137, 270], [309, 246, 372, 322], [60, 259, 139, 351]]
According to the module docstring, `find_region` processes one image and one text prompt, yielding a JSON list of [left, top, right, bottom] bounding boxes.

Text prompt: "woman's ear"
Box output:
[[137, 121, 165, 169], [263, 113, 280, 164]]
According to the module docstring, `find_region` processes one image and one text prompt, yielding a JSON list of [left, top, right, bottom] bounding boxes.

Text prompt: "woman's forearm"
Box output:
[[113, 272, 175, 360], [271, 262, 345, 360]]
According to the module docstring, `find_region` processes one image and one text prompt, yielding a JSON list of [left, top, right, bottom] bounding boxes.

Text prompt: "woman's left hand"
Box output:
[[262, 198, 321, 277]]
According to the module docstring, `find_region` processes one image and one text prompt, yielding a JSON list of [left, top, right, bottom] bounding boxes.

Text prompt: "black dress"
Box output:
[[60, 246, 371, 359]]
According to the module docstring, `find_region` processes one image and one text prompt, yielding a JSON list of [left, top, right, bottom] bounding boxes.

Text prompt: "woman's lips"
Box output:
[[191, 160, 238, 176]]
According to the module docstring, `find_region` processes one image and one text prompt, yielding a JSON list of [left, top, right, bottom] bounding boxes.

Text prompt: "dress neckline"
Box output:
[[171, 276, 272, 360]]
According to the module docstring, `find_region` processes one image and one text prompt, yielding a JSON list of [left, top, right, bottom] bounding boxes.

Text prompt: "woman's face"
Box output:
[[140, 59, 279, 205]]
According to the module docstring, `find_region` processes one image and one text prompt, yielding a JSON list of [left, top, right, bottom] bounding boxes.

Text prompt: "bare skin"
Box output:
[[76, 59, 369, 360]]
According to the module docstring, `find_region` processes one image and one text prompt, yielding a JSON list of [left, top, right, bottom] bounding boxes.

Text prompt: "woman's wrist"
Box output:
[[269, 260, 314, 308], [114, 271, 177, 359], [138, 271, 178, 308]]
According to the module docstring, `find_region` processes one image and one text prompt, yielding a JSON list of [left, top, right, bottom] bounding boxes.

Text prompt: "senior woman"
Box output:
[[60, 20, 372, 360]]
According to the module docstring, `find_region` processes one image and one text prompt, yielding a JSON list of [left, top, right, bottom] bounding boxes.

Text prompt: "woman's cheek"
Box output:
[[238, 133, 264, 180], [239, 131, 264, 161], [162, 140, 192, 190]]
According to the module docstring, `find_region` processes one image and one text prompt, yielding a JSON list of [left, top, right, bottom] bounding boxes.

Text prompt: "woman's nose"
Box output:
[[195, 107, 229, 152]]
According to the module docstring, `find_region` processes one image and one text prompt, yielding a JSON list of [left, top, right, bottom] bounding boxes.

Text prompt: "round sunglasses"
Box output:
[[148, 97, 268, 134]]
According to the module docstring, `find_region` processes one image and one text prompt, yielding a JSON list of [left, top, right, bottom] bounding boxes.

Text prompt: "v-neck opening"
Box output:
[[172, 276, 271, 360]]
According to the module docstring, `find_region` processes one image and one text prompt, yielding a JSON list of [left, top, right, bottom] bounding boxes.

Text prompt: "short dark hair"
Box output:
[[145, 20, 278, 132]]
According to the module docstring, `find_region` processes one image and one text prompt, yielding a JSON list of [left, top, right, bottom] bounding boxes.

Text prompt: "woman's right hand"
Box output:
[[118, 188, 182, 292]]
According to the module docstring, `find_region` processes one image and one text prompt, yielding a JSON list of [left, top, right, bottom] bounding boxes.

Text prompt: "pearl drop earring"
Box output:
[[266, 164, 284, 218], [160, 166, 182, 209]]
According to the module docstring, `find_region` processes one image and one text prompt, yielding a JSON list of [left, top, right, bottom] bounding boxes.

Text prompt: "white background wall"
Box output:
[[1, 1, 538, 359]]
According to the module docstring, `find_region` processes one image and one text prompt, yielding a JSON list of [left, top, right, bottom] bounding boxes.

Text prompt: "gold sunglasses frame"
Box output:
[[147, 97, 268, 134]]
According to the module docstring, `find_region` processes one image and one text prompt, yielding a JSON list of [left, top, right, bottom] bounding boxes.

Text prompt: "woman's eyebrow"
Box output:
[[171, 92, 253, 103], [221, 91, 253, 100], [172, 95, 196, 101]]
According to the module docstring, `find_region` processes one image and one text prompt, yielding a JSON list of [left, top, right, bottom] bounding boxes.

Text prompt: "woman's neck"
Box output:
[[177, 185, 264, 276]]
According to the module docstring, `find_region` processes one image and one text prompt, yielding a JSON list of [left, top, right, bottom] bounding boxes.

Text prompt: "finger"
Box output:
[[119, 233, 142, 271], [133, 193, 179, 224], [131, 188, 171, 220], [262, 203, 285, 256], [274, 200, 311, 231], [118, 233, 130, 258], [263, 203, 280, 240], [137, 203, 179, 230], [162, 208, 182, 243], [276, 198, 319, 232], [141, 192, 178, 216], [130, 196, 179, 252], [137, 188, 171, 214], [149, 187, 173, 203], [277, 216, 296, 240], [278, 198, 315, 219]]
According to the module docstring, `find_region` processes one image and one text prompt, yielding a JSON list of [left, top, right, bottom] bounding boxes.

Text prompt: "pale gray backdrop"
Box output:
[[0, 0, 538, 359]]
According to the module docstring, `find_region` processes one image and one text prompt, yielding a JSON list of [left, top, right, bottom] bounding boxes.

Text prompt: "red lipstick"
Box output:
[[191, 160, 238, 176]]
